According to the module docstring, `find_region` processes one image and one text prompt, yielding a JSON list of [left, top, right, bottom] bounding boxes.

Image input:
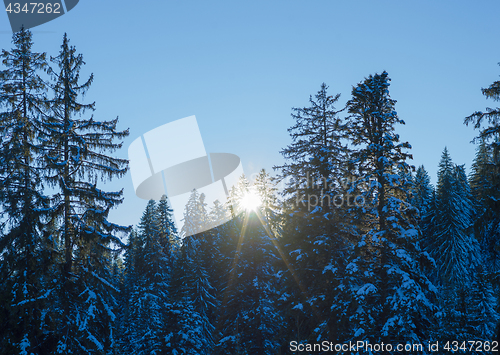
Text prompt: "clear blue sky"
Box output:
[[1, 1, 500, 230]]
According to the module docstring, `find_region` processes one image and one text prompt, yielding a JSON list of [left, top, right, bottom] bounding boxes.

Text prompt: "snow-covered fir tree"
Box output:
[[253, 169, 282, 236], [411, 165, 435, 259], [425, 149, 483, 340], [169, 235, 216, 355], [466, 265, 499, 343], [470, 141, 500, 286], [465, 64, 500, 342], [181, 189, 209, 238], [0, 27, 54, 355], [274, 83, 355, 346], [411, 165, 433, 223], [465, 63, 500, 167], [118, 228, 140, 352], [338, 71, 439, 349], [41, 33, 130, 354], [275, 82, 348, 219], [216, 209, 283, 355], [429, 148, 479, 287], [123, 200, 174, 354], [165, 192, 218, 354], [226, 174, 251, 217]]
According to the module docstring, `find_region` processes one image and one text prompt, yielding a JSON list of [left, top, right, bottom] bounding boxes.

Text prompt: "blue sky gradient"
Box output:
[[1, 0, 499, 230]]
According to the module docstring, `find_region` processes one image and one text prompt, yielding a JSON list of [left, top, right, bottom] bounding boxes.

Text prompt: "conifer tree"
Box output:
[[43, 33, 129, 353], [206, 200, 240, 337], [173, 235, 216, 354], [274, 84, 354, 345], [465, 66, 500, 291], [411, 165, 435, 260], [253, 169, 281, 236], [226, 174, 251, 217], [466, 265, 499, 342], [158, 197, 179, 251], [167, 193, 217, 354], [118, 228, 140, 352], [426, 149, 481, 340], [470, 140, 500, 276], [470, 140, 495, 208], [465, 63, 500, 166], [411, 165, 433, 223], [208, 199, 230, 231], [339, 71, 438, 347], [430, 148, 479, 287], [123, 200, 173, 354], [0, 27, 53, 354], [275, 83, 347, 218], [181, 189, 209, 237], [215, 210, 282, 355]]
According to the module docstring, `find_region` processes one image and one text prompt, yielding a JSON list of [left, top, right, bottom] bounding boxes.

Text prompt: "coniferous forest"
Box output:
[[0, 29, 499, 355]]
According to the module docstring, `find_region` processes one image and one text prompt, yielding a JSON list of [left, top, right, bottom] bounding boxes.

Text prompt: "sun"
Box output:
[[240, 191, 261, 211]]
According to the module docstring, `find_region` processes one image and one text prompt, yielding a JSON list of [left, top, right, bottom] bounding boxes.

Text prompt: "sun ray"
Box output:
[[254, 209, 326, 330], [220, 210, 251, 311], [221, 195, 325, 333], [254, 210, 307, 297]]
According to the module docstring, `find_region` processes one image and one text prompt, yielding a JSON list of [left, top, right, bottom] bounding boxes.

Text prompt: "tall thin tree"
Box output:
[[44, 33, 129, 353], [340, 71, 438, 346], [0, 27, 52, 354]]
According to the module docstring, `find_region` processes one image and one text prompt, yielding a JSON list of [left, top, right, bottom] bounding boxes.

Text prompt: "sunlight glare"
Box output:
[[240, 191, 261, 211]]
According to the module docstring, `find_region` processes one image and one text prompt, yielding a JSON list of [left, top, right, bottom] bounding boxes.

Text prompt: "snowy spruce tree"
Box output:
[[466, 265, 499, 343], [274, 83, 354, 345], [465, 63, 500, 170], [169, 235, 216, 355], [466, 67, 500, 272], [411, 165, 433, 224], [0, 27, 54, 355], [118, 228, 140, 352], [337, 71, 438, 348], [180, 189, 209, 238], [470, 141, 500, 279], [275, 82, 347, 210], [429, 149, 479, 287], [42, 33, 129, 354], [253, 169, 282, 236], [123, 200, 174, 354], [157, 197, 180, 251], [215, 205, 283, 355], [465, 64, 500, 341], [470, 140, 495, 210], [425, 149, 482, 339], [410, 166, 435, 256], [226, 174, 252, 217], [165, 191, 218, 355]]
